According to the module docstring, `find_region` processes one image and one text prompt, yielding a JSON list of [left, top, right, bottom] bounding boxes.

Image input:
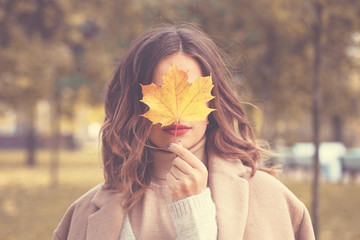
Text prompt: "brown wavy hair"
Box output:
[[100, 25, 272, 209]]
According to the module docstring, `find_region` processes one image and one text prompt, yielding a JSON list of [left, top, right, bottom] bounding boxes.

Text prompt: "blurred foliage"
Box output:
[[0, 149, 359, 240], [0, 0, 360, 143]]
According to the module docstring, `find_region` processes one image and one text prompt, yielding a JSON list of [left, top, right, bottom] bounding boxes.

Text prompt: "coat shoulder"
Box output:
[[52, 183, 104, 240], [248, 170, 304, 205], [246, 170, 315, 239], [74, 183, 104, 205]]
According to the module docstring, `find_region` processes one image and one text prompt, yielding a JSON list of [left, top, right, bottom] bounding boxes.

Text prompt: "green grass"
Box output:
[[1, 149, 360, 240]]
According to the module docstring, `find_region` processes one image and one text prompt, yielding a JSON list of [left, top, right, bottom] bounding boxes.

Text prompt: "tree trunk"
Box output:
[[332, 115, 342, 142], [26, 104, 36, 167], [260, 25, 278, 141], [50, 89, 61, 187], [311, 1, 323, 239]]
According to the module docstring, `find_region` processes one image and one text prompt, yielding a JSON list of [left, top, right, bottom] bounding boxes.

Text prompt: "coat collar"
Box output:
[[87, 153, 251, 240], [208, 152, 250, 239], [87, 187, 127, 240]]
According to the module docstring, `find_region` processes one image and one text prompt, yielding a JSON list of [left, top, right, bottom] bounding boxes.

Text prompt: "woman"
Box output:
[[53, 25, 315, 240]]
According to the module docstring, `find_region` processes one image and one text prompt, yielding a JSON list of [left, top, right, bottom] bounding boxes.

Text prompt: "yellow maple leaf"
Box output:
[[140, 65, 215, 126]]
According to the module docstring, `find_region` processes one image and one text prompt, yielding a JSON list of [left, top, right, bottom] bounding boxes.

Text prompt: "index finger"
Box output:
[[167, 142, 205, 169]]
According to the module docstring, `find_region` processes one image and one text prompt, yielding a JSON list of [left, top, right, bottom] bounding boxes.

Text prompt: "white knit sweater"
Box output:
[[119, 188, 217, 240]]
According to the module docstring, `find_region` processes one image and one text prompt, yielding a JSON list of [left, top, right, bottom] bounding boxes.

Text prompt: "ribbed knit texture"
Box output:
[[168, 188, 217, 240], [119, 188, 217, 240]]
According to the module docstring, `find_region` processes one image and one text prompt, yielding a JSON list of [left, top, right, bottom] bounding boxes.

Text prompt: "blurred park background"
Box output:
[[0, 0, 360, 239]]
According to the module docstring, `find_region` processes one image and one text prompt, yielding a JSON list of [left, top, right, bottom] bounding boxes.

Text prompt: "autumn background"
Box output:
[[0, 0, 360, 239]]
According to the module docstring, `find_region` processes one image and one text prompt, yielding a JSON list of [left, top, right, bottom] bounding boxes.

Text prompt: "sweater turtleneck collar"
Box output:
[[149, 135, 207, 181]]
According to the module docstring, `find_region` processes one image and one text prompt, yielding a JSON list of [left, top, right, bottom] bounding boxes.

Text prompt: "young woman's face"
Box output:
[[148, 53, 209, 150]]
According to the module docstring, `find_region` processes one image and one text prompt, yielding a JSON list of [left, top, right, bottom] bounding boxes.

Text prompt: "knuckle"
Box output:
[[188, 172, 196, 181], [193, 174, 202, 183], [181, 178, 191, 191], [182, 177, 190, 187]]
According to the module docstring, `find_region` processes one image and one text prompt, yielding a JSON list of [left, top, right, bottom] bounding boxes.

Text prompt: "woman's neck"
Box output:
[[149, 136, 207, 180]]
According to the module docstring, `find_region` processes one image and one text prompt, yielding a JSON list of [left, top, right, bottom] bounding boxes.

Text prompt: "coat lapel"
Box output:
[[208, 153, 250, 240], [87, 187, 127, 240]]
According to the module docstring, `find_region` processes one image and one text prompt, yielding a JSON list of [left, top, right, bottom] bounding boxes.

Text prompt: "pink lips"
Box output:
[[162, 124, 191, 135]]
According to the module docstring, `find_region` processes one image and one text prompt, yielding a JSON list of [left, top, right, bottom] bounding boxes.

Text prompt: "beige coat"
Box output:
[[53, 153, 315, 240]]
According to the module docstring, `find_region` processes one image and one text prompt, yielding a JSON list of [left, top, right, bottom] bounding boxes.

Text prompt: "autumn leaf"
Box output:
[[140, 65, 215, 126]]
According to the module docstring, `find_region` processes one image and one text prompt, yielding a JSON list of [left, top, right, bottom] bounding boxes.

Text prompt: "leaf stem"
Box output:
[[174, 120, 178, 143]]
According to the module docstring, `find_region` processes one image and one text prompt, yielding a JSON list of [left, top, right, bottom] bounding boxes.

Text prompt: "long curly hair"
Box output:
[[100, 25, 272, 209]]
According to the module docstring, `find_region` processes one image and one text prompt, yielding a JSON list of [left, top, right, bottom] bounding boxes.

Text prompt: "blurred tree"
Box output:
[[0, 0, 71, 166], [319, 1, 360, 143], [47, 0, 144, 185], [0, 0, 146, 186], [310, 1, 323, 238]]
